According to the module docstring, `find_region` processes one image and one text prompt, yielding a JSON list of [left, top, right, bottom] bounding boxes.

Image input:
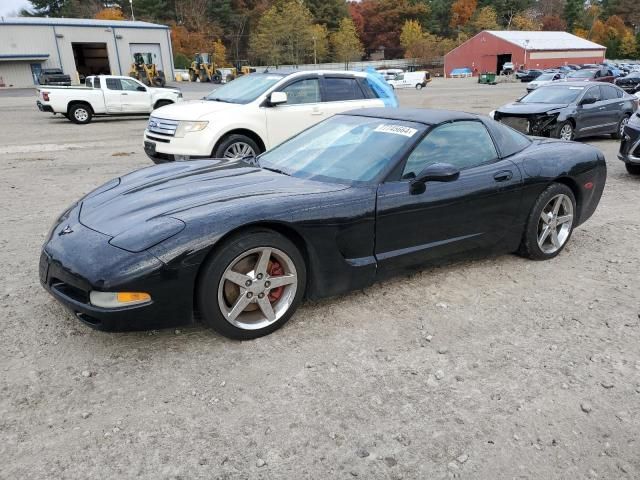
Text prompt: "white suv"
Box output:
[[143, 70, 395, 163]]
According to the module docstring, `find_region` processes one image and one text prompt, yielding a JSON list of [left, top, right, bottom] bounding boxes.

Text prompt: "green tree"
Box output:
[[470, 6, 499, 32], [304, 0, 348, 30], [250, 0, 316, 66], [331, 17, 363, 68], [564, 0, 584, 31], [22, 0, 102, 17], [310, 24, 329, 63]]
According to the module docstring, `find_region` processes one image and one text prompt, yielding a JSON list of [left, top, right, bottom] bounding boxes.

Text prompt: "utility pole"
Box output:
[[313, 35, 317, 65], [130, 0, 135, 21]]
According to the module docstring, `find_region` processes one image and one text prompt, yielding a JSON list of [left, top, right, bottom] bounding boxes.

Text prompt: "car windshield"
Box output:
[[520, 86, 584, 104], [258, 115, 425, 184], [205, 73, 284, 104], [536, 73, 555, 81], [568, 70, 595, 78]]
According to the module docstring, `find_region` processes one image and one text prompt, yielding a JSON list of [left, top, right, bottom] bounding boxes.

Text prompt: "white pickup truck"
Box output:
[[36, 75, 183, 124]]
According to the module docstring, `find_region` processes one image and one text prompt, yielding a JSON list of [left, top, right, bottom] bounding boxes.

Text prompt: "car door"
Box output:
[[119, 77, 153, 113], [103, 77, 124, 113], [576, 85, 606, 134], [264, 75, 322, 148], [319, 75, 381, 117], [599, 84, 624, 132], [375, 120, 523, 277]]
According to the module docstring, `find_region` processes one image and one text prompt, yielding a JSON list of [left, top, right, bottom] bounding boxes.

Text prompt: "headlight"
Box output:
[[175, 120, 208, 138], [109, 217, 185, 252], [489, 110, 496, 119], [90, 291, 151, 308]]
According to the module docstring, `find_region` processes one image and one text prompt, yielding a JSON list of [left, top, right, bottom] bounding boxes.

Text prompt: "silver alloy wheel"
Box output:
[[74, 108, 89, 122], [619, 116, 628, 136], [217, 247, 298, 330], [223, 142, 256, 159], [537, 193, 574, 254], [559, 124, 573, 141]]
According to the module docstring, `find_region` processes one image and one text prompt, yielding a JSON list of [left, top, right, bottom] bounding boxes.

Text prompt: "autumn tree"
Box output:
[[310, 24, 329, 63], [331, 17, 363, 68], [511, 11, 540, 30], [469, 6, 499, 33], [450, 0, 477, 30], [94, 7, 125, 20], [400, 20, 427, 60], [541, 15, 567, 31]]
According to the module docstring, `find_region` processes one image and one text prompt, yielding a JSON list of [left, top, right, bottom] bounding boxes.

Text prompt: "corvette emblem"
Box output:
[[59, 225, 73, 236]]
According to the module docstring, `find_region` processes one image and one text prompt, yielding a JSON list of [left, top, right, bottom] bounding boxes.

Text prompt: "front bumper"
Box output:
[[494, 113, 559, 137], [36, 101, 54, 113], [143, 129, 214, 164], [40, 205, 196, 331], [618, 121, 640, 164]]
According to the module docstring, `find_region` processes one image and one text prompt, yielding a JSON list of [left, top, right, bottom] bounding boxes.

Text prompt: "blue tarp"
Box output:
[[364, 67, 399, 108], [450, 68, 472, 75]]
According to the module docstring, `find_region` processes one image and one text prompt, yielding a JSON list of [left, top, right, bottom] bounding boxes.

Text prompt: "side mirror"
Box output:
[[269, 91, 287, 106], [410, 163, 460, 194], [137, 86, 147, 92], [579, 97, 597, 106]]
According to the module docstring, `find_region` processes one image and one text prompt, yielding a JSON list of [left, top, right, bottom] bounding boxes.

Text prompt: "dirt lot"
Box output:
[[1, 78, 639, 479]]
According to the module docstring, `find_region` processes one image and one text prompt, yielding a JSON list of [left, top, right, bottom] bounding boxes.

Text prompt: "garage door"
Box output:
[[129, 43, 163, 71]]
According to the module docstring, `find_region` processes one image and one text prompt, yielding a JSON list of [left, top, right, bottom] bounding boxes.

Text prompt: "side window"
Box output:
[[121, 78, 143, 91], [358, 78, 378, 99], [105, 78, 122, 90], [402, 121, 498, 179], [93, 77, 101, 89], [395, 74, 404, 81], [582, 87, 601, 103], [281, 78, 320, 105], [323, 77, 365, 101], [600, 85, 618, 100]]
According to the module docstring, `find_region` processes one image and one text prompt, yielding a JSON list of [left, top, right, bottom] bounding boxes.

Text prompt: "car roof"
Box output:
[[343, 108, 480, 125], [258, 69, 366, 78], [541, 81, 590, 88]]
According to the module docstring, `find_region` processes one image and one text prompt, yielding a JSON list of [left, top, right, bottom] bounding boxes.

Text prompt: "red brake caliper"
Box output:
[[268, 261, 284, 303]]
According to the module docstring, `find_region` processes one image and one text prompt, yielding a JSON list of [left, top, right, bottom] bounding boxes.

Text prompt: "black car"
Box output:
[[618, 111, 640, 175], [40, 108, 606, 339], [38, 68, 71, 86], [615, 72, 640, 92], [517, 69, 543, 82], [493, 82, 637, 140]]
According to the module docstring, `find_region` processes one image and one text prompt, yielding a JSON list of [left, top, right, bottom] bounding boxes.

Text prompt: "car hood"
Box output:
[[79, 160, 348, 237], [152, 99, 241, 120], [497, 102, 568, 115]]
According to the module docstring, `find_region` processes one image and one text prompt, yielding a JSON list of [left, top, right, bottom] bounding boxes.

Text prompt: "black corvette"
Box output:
[[40, 108, 606, 339]]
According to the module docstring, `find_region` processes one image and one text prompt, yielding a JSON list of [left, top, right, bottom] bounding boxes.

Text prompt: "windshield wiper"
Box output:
[[262, 166, 290, 176], [207, 97, 233, 103]]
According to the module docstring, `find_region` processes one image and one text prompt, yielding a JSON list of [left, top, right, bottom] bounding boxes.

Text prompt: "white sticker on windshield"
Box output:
[[374, 124, 418, 137], [569, 87, 584, 90]]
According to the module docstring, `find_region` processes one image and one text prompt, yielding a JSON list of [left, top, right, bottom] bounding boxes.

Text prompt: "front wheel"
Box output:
[[415, 83, 423, 90], [612, 114, 629, 140], [68, 104, 92, 124], [554, 121, 574, 141], [518, 183, 576, 260], [197, 229, 307, 339], [214, 134, 261, 159], [626, 163, 640, 175]]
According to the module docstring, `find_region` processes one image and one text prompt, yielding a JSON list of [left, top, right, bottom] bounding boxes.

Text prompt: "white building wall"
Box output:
[[0, 22, 173, 87]]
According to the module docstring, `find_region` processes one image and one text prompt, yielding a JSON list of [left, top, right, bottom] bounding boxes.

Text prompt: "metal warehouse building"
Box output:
[[0, 17, 174, 88], [444, 30, 606, 77]]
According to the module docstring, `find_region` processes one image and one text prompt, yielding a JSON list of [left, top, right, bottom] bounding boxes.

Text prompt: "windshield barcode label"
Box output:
[[374, 124, 418, 137]]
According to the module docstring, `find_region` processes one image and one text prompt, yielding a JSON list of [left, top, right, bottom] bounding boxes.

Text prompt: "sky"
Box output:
[[0, 0, 31, 17]]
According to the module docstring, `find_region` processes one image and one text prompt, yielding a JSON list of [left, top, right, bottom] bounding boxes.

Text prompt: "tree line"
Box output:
[[20, 0, 640, 67]]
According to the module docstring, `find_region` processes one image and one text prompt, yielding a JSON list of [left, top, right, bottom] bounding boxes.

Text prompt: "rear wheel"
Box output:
[[518, 183, 576, 260], [626, 163, 640, 175], [214, 134, 261, 159], [198, 70, 208, 82], [197, 229, 306, 339], [554, 121, 574, 141], [612, 114, 630, 140], [68, 103, 92, 124]]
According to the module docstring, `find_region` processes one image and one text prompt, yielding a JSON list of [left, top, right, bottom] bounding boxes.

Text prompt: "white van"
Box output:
[[387, 71, 431, 90]]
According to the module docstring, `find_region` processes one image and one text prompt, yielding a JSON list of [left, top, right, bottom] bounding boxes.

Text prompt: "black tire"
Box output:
[[553, 121, 574, 141], [212, 74, 222, 84], [152, 76, 165, 87], [518, 183, 576, 260], [198, 71, 208, 83], [196, 229, 307, 339], [153, 100, 172, 110], [214, 134, 261, 159], [612, 114, 630, 140], [415, 83, 423, 90], [68, 103, 92, 124], [626, 163, 640, 175], [189, 70, 197, 82]]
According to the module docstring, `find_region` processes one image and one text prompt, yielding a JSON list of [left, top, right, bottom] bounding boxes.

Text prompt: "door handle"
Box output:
[[121, 93, 128, 95], [494, 170, 513, 182], [598, 106, 605, 110]]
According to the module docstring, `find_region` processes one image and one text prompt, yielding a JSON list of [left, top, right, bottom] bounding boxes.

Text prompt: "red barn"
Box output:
[[444, 31, 606, 77]]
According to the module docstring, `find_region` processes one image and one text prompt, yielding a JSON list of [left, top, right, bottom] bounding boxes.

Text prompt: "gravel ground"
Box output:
[[1, 78, 639, 479]]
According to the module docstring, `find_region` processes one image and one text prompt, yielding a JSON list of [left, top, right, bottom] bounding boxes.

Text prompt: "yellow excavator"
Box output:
[[129, 52, 166, 87], [189, 53, 222, 83]]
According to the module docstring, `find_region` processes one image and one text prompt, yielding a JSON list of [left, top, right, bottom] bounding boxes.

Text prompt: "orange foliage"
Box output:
[[94, 8, 125, 20], [450, 0, 477, 29]]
